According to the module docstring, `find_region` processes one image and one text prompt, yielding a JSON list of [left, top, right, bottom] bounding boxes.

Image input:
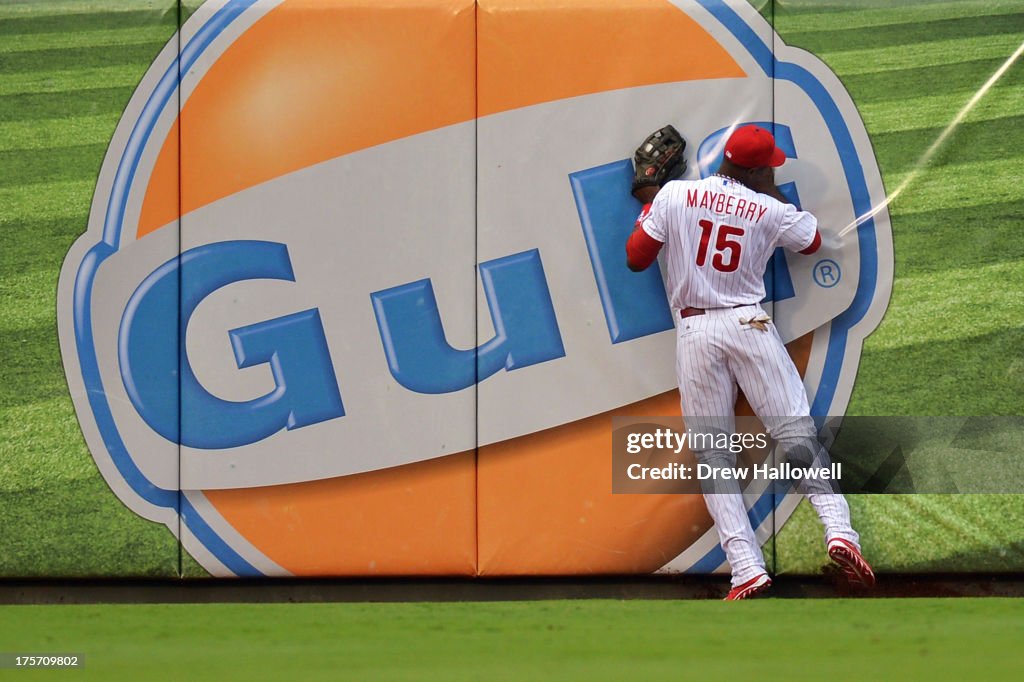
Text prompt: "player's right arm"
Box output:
[[747, 169, 822, 255], [776, 202, 821, 255]]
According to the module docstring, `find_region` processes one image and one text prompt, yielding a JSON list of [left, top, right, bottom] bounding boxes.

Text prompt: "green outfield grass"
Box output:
[[0, 0, 1023, 577], [1, 599, 1022, 680], [770, 0, 1024, 575], [0, 1, 190, 577]]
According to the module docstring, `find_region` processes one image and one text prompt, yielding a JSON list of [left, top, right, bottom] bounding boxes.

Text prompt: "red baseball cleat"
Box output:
[[828, 538, 876, 589], [723, 573, 772, 601]]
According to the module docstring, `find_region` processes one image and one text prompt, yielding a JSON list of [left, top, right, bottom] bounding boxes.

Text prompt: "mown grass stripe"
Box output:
[[0, 1, 172, 20], [0, 267, 68, 333], [850, 325, 1024, 416], [0, 212, 88, 245], [0, 210, 86, 252], [0, 7, 174, 36], [0, 321, 68, 410], [871, 114, 1024, 176], [890, 200, 1024, 277], [814, 33, 1024, 76], [0, 85, 134, 122], [783, 494, 1024, 573], [0, 179, 95, 225], [1, 228, 104, 332], [778, 1, 1019, 34], [775, 0, 1024, 33], [842, 56, 1024, 104], [885, 158, 1022, 215], [0, 41, 166, 74], [0, 397, 95, 487], [783, 11, 1024, 54], [0, 63, 149, 96], [0, 481, 180, 576], [0, 113, 121, 150], [0, 143, 108, 188], [0, 24, 173, 53], [864, 260, 1024, 352], [857, 84, 1024, 134], [0, 230, 84, 285]]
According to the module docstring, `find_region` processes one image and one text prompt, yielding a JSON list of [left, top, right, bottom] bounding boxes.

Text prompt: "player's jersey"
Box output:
[[640, 174, 817, 309]]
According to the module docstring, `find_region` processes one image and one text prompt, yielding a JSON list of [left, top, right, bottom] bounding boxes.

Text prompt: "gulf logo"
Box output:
[[57, 0, 893, 577]]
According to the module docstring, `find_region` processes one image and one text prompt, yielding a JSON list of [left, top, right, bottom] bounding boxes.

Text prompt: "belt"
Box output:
[[680, 304, 749, 319]]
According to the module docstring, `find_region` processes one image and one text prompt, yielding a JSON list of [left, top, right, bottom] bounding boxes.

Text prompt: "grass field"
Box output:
[[0, 1, 192, 577], [0, 0, 1023, 578], [0, 599, 1021, 680], [771, 0, 1024, 575]]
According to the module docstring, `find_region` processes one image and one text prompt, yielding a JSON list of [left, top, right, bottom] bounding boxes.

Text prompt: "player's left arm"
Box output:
[[626, 188, 668, 271], [626, 202, 664, 271], [625, 125, 686, 271]]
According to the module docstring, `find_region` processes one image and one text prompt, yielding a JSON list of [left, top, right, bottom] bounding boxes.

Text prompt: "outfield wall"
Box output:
[[3, 0, 1023, 578]]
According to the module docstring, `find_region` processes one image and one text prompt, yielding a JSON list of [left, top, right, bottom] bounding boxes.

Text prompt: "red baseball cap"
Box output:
[[723, 125, 786, 168]]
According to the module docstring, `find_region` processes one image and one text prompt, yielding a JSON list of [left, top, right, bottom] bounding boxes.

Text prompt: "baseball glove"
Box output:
[[631, 125, 687, 196]]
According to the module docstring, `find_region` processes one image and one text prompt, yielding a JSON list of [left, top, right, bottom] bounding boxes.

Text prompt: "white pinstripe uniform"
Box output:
[[641, 174, 860, 587]]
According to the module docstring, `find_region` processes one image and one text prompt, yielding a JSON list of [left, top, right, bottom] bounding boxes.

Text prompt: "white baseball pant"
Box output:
[[676, 303, 859, 587]]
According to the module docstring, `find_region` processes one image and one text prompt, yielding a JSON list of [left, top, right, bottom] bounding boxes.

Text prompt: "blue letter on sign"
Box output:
[[119, 240, 345, 449], [570, 160, 675, 343], [371, 248, 565, 394]]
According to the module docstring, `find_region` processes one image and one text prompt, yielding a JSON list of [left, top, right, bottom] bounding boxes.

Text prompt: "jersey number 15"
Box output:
[[696, 219, 744, 273]]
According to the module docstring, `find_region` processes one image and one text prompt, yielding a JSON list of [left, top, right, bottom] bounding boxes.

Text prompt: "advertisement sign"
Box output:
[[56, 0, 892, 576]]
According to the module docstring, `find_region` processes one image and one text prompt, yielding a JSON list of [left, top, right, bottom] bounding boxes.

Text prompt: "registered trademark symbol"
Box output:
[[813, 259, 841, 288]]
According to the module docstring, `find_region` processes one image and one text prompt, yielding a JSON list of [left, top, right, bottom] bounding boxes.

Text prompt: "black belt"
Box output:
[[680, 304, 749, 319]]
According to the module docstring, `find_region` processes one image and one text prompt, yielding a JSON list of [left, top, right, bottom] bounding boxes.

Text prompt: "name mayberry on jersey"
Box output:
[[641, 176, 817, 310], [685, 187, 768, 223]]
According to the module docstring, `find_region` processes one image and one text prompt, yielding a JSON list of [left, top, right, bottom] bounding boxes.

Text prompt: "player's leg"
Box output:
[[676, 315, 767, 588], [768, 416, 860, 549], [725, 312, 859, 548]]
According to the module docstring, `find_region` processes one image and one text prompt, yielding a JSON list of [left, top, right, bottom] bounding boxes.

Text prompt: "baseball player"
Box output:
[[625, 124, 875, 600]]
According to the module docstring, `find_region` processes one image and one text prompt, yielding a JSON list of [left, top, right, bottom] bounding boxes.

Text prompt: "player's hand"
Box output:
[[633, 185, 659, 204], [747, 167, 791, 204], [746, 166, 775, 195]]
